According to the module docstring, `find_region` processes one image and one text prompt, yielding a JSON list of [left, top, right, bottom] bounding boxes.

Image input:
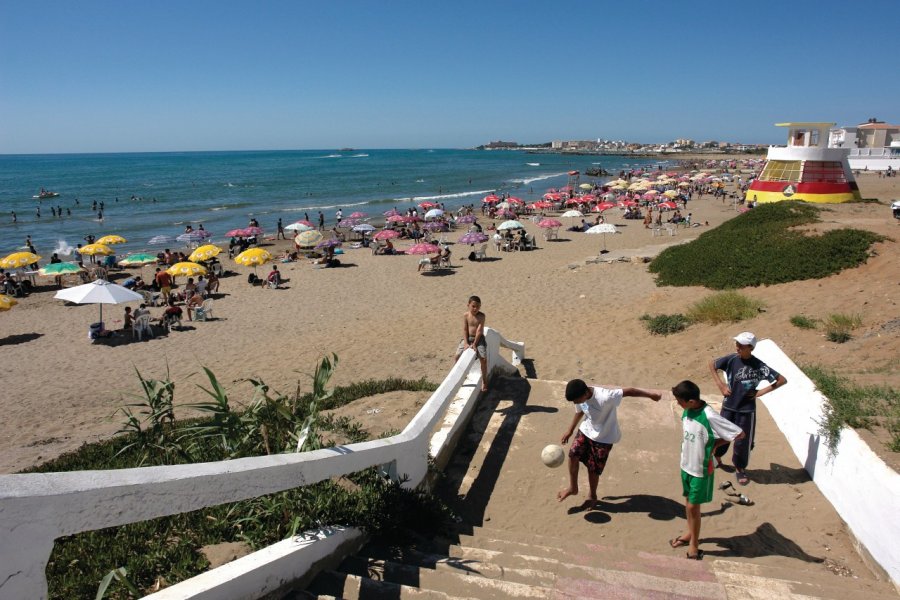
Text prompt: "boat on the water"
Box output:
[[33, 188, 60, 199]]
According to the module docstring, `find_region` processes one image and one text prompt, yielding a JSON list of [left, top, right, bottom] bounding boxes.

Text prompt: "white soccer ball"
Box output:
[[541, 444, 565, 468]]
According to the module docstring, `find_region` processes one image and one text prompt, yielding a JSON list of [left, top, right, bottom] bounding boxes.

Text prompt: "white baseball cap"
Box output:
[[733, 332, 757, 348]]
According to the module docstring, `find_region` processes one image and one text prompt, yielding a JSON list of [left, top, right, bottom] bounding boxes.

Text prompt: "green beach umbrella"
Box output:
[[118, 253, 159, 267], [38, 262, 84, 276]]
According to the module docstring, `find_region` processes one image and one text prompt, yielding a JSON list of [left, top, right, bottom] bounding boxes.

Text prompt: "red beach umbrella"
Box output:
[[483, 195, 501, 204]]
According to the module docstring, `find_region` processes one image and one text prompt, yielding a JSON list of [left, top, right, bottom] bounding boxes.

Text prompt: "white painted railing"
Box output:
[[755, 340, 900, 589], [0, 328, 525, 600]]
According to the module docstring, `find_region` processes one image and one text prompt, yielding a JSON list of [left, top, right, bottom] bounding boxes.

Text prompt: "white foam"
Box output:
[[526, 162, 540, 166], [399, 189, 494, 202], [507, 172, 568, 186], [316, 154, 342, 159], [350, 153, 369, 158], [53, 240, 76, 256]]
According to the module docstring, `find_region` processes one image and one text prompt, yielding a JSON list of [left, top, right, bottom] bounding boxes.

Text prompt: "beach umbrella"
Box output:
[[118, 253, 158, 267], [560, 210, 583, 218], [663, 190, 679, 198], [424, 208, 444, 220], [167, 262, 207, 278], [506, 197, 524, 205], [284, 222, 314, 232], [497, 208, 518, 219], [0, 295, 17, 311], [315, 239, 343, 250], [594, 202, 616, 212], [348, 211, 368, 219], [54, 279, 143, 324], [483, 195, 501, 204], [533, 201, 554, 209], [337, 218, 359, 228], [422, 221, 445, 231], [96, 235, 127, 245], [458, 232, 489, 245], [418, 201, 438, 209], [148, 235, 173, 245], [177, 231, 210, 245], [242, 226, 264, 237], [658, 201, 678, 210], [294, 230, 324, 247], [352, 223, 376, 233], [537, 218, 562, 229], [586, 223, 618, 254], [383, 208, 400, 217], [495, 201, 510, 210], [406, 242, 441, 255], [188, 244, 223, 262], [497, 220, 525, 231], [373, 229, 400, 241], [225, 229, 247, 237], [579, 183, 593, 190], [0, 252, 41, 269], [234, 248, 273, 268], [79, 243, 114, 257], [38, 262, 83, 276], [456, 214, 477, 224], [386, 215, 406, 223]]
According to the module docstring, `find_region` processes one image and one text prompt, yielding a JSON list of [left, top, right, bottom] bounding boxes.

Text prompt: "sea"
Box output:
[[0, 149, 664, 257]]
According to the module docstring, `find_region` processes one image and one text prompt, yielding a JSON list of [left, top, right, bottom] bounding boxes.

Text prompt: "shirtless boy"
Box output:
[[455, 295, 488, 392]]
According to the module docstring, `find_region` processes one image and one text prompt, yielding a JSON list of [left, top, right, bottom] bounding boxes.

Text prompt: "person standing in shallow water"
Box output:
[[708, 332, 787, 486]]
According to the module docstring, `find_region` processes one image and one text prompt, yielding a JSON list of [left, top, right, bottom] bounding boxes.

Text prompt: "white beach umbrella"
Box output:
[[54, 279, 143, 324], [497, 220, 525, 231], [561, 210, 583, 218], [586, 223, 618, 254], [352, 223, 376, 232], [284, 222, 314, 232], [424, 208, 444, 220]]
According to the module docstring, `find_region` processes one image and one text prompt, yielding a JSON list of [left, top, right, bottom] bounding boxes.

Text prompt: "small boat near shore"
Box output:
[[33, 188, 60, 199]]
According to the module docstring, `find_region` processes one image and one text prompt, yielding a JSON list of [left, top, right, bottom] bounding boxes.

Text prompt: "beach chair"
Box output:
[[139, 289, 161, 307], [665, 223, 677, 236], [162, 312, 182, 331], [473, 244, 488, 261], [132, 314, 154, 341], [194, 299, 213, 321]]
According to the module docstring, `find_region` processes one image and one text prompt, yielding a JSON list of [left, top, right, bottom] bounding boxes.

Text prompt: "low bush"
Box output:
[[804, 364, 900, 455], [824, 313, 862, 344], [640, 313, 691, 335], [648, 202, 883, 289], [790, 315, 818, 330], [686, 291, 764, 325]]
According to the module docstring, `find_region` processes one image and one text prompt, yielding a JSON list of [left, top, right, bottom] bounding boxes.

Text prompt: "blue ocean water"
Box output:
[[0, 149, 662, 256]]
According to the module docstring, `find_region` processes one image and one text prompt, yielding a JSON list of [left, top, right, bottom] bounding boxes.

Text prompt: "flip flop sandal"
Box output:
[[686, 550, 704, 560], [670, 537, 690, 549], [736, 473, 750, 486]]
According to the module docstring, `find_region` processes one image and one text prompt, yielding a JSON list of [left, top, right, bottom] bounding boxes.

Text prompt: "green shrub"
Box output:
[[804, 364, 900, 456], [648, 202, 883, 289], [790, 315, 818, 330], [824, 313, 862, 344], [640, 313, 691, 335], [686, 291, 764, 325]]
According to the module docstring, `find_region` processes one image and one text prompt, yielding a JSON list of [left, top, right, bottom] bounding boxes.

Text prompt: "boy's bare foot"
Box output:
[[557, 486, 577, 502], [585, 494, 598, 509]]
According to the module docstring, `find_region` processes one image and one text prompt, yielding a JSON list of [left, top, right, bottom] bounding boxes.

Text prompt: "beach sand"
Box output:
[[1, 173, 898, 582]]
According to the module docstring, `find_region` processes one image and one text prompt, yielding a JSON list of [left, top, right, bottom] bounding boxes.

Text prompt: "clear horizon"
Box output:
[[1, 0, 897, 155]]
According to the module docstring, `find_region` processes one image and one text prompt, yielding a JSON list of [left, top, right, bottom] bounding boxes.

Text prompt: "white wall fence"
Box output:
[[755, 340, 900, 589], [0, 328, 525, 600]]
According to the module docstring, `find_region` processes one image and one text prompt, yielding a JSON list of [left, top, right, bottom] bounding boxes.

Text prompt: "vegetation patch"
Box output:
[[789, 315, 819, 330], [25, 359, 448, 599], [640, 313, 691, 335], [804, 364, 900, 456], [824, 313, 862, 344], [648, 202, 883, 289], [686, 291, 765, 325]]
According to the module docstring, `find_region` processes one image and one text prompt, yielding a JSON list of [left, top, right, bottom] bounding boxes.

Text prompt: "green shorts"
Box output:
[[681, 470, 714, 505]]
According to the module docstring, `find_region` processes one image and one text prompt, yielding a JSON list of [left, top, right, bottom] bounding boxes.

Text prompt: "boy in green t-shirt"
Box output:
[[670, 380, 744, 560]]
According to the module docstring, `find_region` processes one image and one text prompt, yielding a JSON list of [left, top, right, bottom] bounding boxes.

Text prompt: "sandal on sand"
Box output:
[[686, 550, 704, 560], [670, 537, 690, 549], [736, 472, 750, 486]]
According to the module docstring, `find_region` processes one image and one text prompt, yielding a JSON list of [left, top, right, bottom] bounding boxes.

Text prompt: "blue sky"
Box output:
[[1, 0, 897, 154]]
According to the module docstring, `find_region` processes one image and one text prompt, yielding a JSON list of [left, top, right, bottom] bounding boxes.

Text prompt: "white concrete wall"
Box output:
[[0, 328, 524, 600], [754, 340, 900, 587]]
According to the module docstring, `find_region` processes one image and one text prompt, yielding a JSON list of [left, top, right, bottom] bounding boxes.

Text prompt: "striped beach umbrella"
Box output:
[[294, 230, 324, 248]]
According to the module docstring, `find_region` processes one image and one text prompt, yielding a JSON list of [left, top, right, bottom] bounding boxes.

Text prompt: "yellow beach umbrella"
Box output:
[[0, 252, 41, 269], [167, 261, 207, 277], [234, 248, 273, 267], [0, 295, 18, 311], [189, 244, 222, 262], [79, 243, 114, 256], [96, 234, 127, 245], [294, 230, 324, 248], [663, 189, 679, 198]]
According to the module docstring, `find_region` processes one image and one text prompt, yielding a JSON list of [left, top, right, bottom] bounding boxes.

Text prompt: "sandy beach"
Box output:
[[2, 174, 898, 474]]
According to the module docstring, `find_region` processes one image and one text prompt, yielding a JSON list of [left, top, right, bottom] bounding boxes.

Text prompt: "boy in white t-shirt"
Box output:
[[557, 378, 662, 509], [670, 380, 744, 560]]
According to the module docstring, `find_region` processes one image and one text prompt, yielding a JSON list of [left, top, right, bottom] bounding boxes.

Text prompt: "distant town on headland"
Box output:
[[475, 139, 766, 155]]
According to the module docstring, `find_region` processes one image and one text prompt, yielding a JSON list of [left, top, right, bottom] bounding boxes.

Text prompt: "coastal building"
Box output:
[[828, 118, 900, 171], [746, 122, 861, 204]]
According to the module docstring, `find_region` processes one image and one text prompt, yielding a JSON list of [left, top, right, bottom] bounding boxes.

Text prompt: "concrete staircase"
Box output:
[[292, 376, 898, 599], [296, 525, 898, 599]]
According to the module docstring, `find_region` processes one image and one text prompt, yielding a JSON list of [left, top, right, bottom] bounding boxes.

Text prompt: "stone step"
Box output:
[[349, 550, 725, 599], [304, 570, 467, 600]]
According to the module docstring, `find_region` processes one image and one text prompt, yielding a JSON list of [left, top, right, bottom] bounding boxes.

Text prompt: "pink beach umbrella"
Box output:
[[594, 201, 616, 212], [418, 201, 439, 209], [497, 208, 518, 218], [422, 221, 445, 231], [483, 195, 501, 204], [458, 231, 489, 245], [506, 197, 524, 205], [337, 218, 360, 228], [243, 226, 264, 237], [387, 215, 406, 223], [383, 208, 401, 217], [537, 218, 562, 228], [225, 229, 246, 237], [373, 229, 401, 241], [407, 242, 441, 255], [456, 214, 477, 224], [348, 211, 368, 219], [657, 201, 678, 210]]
